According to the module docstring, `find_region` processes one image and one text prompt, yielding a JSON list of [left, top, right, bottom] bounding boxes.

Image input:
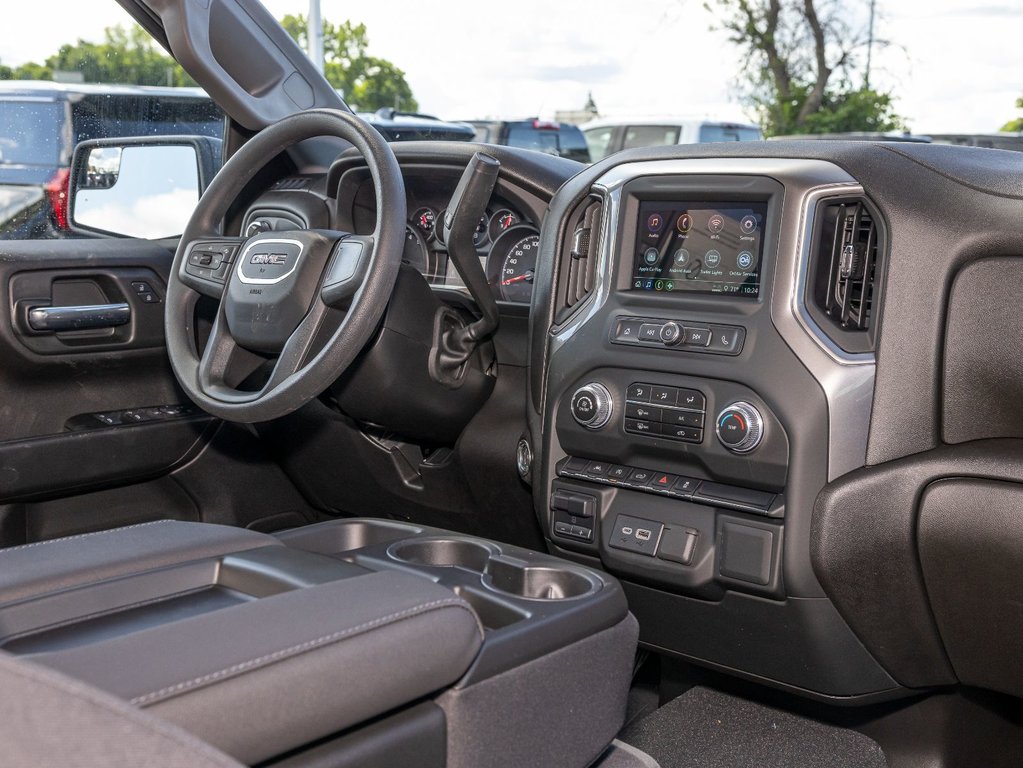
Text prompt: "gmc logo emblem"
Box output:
[[250, 253, 288, 266]]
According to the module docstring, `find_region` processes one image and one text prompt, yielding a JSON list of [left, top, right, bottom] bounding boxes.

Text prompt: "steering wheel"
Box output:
[[165, 109, 406, 423]]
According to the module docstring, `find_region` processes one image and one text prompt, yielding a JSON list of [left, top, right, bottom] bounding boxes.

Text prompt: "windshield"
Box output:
[[0, 101, 63, 166], [0, 1, 1020, 166]]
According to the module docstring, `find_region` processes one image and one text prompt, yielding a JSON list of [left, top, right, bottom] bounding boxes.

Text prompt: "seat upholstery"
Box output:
[[0, 649, 244, 768], [0, 520, 276, 605]]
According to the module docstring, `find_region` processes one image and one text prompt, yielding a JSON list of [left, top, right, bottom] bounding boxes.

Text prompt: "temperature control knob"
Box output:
[[715, 402, 764, 454], [570, 383, 613, 430]]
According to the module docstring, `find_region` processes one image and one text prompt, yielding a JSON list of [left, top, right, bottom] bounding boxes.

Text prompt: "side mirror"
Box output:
[[69, 136, 221, 239]]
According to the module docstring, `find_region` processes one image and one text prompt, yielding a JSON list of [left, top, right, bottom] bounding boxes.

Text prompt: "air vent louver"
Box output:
[[558, 198, 603, 320], [808, 198, 884, 353]]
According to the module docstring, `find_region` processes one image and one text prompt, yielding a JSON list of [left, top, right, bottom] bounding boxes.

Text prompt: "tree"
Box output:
[[1002, 97, 1023, 132], [280, 14, 417, 112], [45, 25, 195, 86], [0, 24, 193, 86], [708, 0, 903, 136]]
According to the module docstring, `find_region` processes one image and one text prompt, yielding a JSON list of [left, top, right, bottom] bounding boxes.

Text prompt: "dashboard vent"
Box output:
[[807, 198, 884, 354], [557, 198, 603, 321]]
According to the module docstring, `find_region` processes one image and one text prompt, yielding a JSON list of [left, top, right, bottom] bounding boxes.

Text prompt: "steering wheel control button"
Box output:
[[570, 383, 613, 430], [716, 402, 764, 454], [610, 515, 664, 556], [609, 316, 746, 356], [659, 322, 682, 345]]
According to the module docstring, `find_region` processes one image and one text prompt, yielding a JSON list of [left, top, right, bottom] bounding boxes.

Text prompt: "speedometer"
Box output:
[[494, 229, 540, 303]]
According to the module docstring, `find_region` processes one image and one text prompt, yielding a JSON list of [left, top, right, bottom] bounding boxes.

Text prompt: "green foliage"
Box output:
[[765, 84, 904, 136], [710, 0, 903, 137], [280, 14, 417, 112], [1001, 97, 1023, 132], [1, 24, 193, 86]]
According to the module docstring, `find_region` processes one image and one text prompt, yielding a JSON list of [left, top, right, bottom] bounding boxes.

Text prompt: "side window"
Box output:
[[0, 15, 223, 242], [622, 125, 681, 150], [583, 127, 615, 162]]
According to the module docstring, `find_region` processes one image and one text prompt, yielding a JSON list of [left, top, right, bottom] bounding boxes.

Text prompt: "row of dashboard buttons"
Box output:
[[557, 456, 780, 516], [627, 383, 705, 411], [612, 316, 745, 356]]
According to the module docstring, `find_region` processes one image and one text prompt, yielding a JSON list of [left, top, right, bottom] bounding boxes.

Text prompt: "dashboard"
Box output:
[[344, 168, 543, 305], [240, 138, 1023, 711]]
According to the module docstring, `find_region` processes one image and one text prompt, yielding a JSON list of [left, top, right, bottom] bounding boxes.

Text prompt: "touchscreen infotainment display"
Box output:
[[630, 201, 768, 298]]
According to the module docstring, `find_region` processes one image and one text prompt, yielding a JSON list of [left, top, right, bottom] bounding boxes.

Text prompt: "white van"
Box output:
[[580, 117, 763, 162]]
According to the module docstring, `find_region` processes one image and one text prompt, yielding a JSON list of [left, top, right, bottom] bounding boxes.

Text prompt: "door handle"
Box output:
[[27, 303, 131, 332]]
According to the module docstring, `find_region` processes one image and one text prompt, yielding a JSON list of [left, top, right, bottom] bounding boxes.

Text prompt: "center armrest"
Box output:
[[26, 569, 483, 764]]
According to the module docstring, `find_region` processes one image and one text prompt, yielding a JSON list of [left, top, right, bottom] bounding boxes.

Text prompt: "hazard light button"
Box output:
[[647, 472, 679, 492]]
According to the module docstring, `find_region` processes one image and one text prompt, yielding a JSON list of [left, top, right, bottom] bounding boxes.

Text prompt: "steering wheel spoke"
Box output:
[[264, 299, 334, 390], [178, 237, 243, 299], [321, 235, 375, 308]]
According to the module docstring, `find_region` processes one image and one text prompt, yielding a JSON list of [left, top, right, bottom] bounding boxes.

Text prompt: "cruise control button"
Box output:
[[625, 403, 662, 421], [624, 419, 659, 436], [627, 383, 653, 402], [650, 386, 677, 405], [683, 326, 711, 347], [638, 323, 663, 342]]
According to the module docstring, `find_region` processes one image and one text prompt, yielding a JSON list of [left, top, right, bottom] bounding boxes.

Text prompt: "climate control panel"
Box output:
[[624, 382, 706, 444]]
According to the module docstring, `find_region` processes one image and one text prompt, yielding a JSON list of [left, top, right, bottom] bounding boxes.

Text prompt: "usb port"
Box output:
[[636, 528, 652, 541]]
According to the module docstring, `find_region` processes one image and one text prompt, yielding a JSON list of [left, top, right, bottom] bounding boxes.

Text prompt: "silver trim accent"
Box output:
[[571, 382, 614, 429], [792, 183, 875, 364], [549, 158, 875, 482], [236, 238, 304, 285], [715, 401, 764, 454]]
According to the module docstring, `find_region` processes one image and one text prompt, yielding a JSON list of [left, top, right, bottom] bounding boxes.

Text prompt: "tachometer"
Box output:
[[490, 227, 540, 303]]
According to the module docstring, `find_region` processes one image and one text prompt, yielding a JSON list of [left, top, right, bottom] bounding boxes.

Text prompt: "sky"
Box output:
[[1, 1, 1020, 133]]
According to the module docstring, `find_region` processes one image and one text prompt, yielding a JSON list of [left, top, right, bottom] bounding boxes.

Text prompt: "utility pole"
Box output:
[[865, 0, 876, 90], [308, 0, 324, 75]]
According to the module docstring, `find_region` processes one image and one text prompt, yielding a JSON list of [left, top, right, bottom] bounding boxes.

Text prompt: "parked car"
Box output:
[[0, 81, 223, 239], [581, 117, 763, 161], [768, 130, 933, 143], [465, 118, 591, 162], [355, 107, 475, 142], [928, 132, 1023, 151]]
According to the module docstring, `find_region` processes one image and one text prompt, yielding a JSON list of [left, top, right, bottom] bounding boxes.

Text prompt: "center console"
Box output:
[[533, 159, 898, 703]]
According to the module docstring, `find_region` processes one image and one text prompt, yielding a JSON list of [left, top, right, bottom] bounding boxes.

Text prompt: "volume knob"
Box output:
[[570, 383, 613, 430], [715, 402, 764, 454]]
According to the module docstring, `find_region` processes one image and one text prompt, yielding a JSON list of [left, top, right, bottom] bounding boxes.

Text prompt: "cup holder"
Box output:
[[484, 558, 597, 601], [388, 538, 494, 571], [388, 536, 599, 602]]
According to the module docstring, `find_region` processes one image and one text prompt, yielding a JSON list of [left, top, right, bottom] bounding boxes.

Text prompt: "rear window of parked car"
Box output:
[[504, 123, 590, 163], [699, 124, 761, 142], [0, 100, 63, 166], [623, 125, 681, 150]]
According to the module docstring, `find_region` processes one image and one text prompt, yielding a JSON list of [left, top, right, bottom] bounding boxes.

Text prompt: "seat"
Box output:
[[0, 519, 639, 767]]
